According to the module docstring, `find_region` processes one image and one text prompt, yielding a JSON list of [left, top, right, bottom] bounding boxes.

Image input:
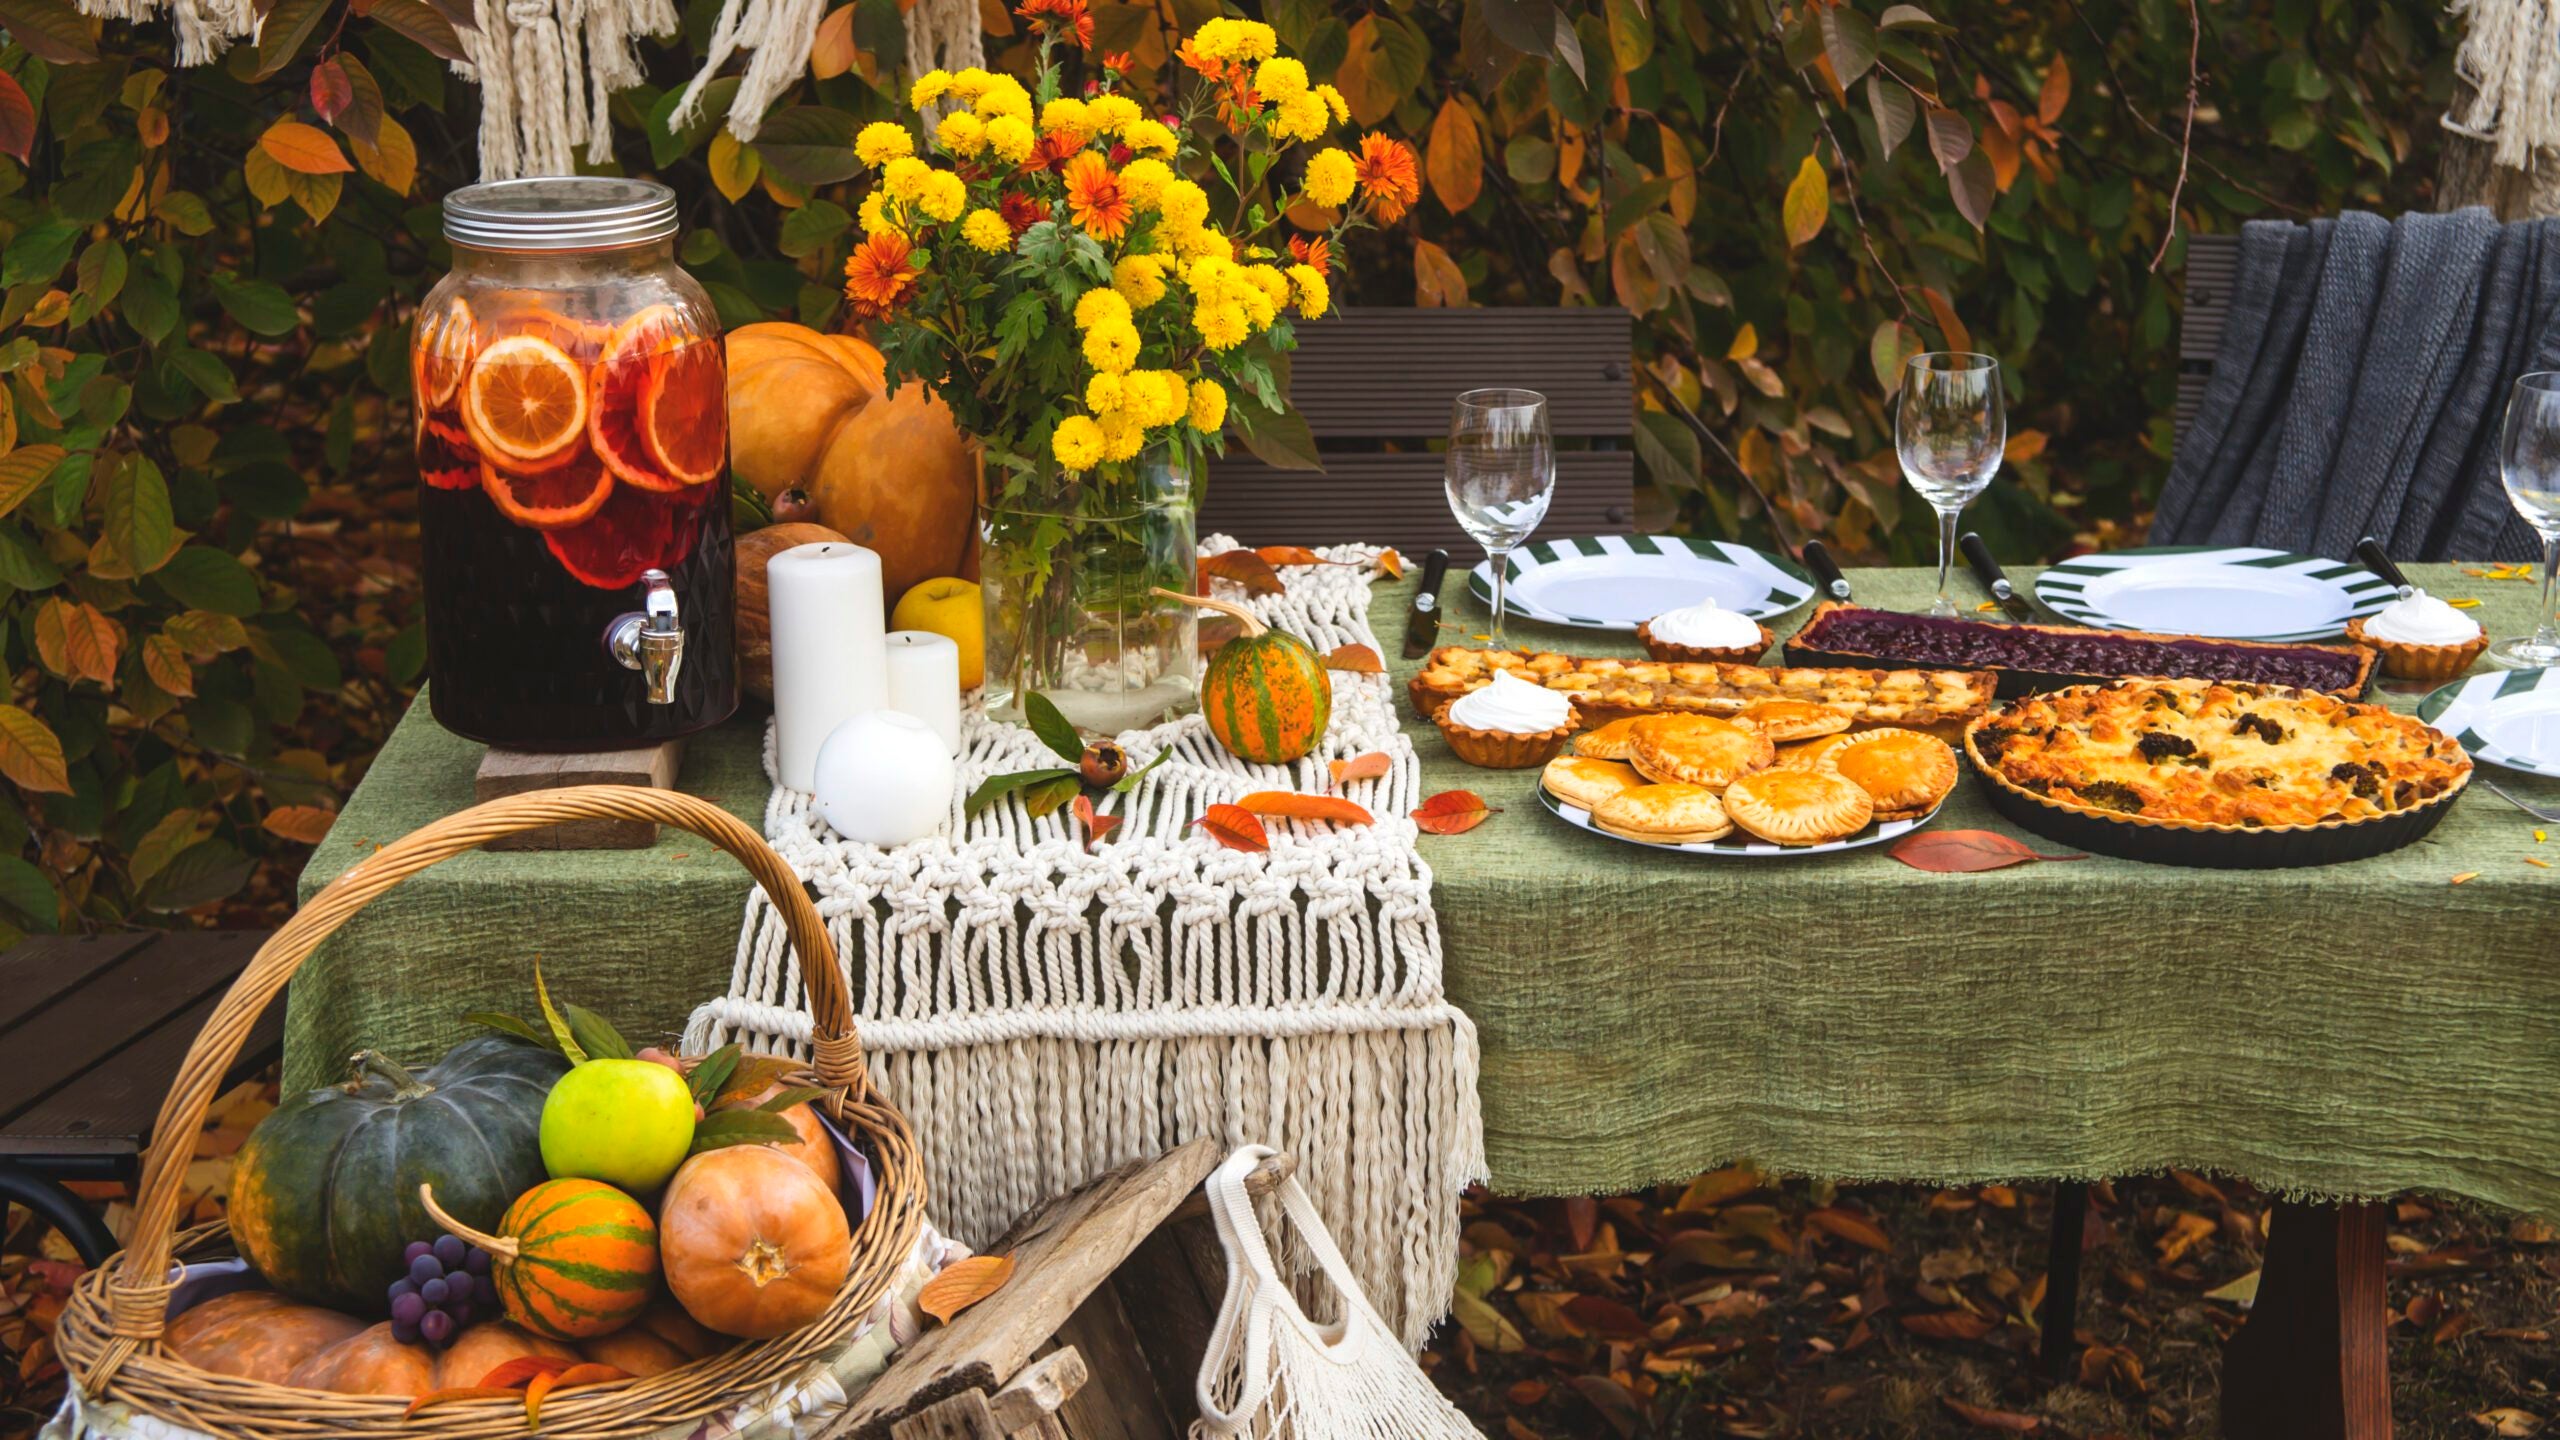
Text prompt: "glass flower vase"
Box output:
[[981, 453, 1199, 733]]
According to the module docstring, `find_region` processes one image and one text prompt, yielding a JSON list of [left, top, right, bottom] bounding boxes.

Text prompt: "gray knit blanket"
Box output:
[[2152, 208, 2553, 561]]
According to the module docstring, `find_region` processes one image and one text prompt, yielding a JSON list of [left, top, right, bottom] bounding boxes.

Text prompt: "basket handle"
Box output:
[[100, 785, 854, 1350]]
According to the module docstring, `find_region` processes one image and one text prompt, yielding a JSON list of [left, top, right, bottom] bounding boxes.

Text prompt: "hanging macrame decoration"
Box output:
[[2444, 0, 2560, 169], [74, 0, 254, 66], [666, 0, 981, 141], [456, 0, 683, 179]]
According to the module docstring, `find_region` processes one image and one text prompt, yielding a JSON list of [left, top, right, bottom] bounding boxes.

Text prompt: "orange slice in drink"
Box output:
[[417, 417, 480, 491], [481, 446, 614, 529], [640, 339, 725, 486], [413, 295, 475, 413], [464, 334, 589, 462], [588, 306, 691, 491]]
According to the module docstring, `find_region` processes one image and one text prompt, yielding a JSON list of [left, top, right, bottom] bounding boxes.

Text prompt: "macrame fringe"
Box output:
[[73, 0, 254, 66], [2445, 0, 2560, 170], [459, 0, 680, 179]]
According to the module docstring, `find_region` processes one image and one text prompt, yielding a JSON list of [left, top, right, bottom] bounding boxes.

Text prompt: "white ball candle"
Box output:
[[766, 542, 888, 791], [813, 710, 956, 847], [884, 631, 963, 755]]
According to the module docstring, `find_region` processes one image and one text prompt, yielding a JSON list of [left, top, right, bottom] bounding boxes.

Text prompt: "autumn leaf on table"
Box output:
[[1254, 544, 1328, 566], [1234, 791, 1375, 826], [963, 767, 1078, 819], [1071, 794, 1121, 853], [1411, 790, 1496, 835], [1191, 803, 1271, 852], [1197, 548, 1284, 596], [1373, 548, 1404, 579], [918, 1253, 1016, 1324], [1888, 829, 2084, 872], [1323, 643, 1384, 674], [1329, 751, 1392, 787]]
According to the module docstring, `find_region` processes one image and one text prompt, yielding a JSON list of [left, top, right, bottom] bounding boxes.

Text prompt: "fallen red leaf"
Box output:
[[1323, 642, 1385, 674], [1942, 1396, 2043, 1432], [525, 1364, 628, 1427], [1255, 544, 1327, 566], [1808, 1206, 1893, 1252], [919, 1253, 1018, 1322], [1235, 791, 1375, 825], [1412, 790, 1496, 835], [1329, 751, 1392, 786], [1375, 548, 1405, 579], [1901, 1309, 1996, 1341], [473, 1354, 578, 1390], [1561, 1293, 1650, 1339], [1191, 803, 1271, 852], [1198, 548, 1285, 595], [1888, 829, 2085, 873], [1072, 794, 1121, 853]]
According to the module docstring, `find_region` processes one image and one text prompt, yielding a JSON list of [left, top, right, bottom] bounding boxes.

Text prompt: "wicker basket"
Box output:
[[55, 785, 927, 1439]]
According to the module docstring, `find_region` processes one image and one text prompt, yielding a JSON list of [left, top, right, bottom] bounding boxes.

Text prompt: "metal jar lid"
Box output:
[[442, 177, 679, 251]]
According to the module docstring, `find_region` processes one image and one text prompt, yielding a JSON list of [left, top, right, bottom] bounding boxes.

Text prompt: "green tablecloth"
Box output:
[[288, 564, 2560, 1217]]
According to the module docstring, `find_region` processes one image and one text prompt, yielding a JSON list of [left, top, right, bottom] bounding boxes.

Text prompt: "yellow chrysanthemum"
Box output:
[[1123, 118, 1178, 159], [918, 170, 968, 223], [1171, 226, 1231, 261], [1074, 286, 1133, 332], [1316, 85, 1350, 124], [935, 110, 985, 157], [1193, 302, 1249, 351], [1270, 92, 1328, 143], [962, 209, 1012, 253], [1083, 318, 1140, 374], [856, 122, 915, 167], [910, 71, 955, 107], [1303, 148, 1356, 208], [1113, 254, 1169, 307], [1118, 158, 1173, 211], [974, 76, 1033, 123], [1246, 265, 1291, 307], [1052, 415, 1106, 472], [1085, 373, 1124, 414], [859, 191, 905, 238], [1159, 179, 1211, 231], [1103, 413, 1148, 462], [1188, 378, 1227, 432], [948, 68, 995, 100], [1085, 93, 1143, 136], [1254, 57, 1308, 101], [1190, 17, 1276, 62], [1287, 263, 1330, 316], [883, 156, 932, 202], [1149, 372, 1192, 426], [984, 115, 1036, 166]]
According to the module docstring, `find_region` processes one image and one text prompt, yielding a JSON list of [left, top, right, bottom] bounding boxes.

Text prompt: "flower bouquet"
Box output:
[[841, 10, 1419, 731]]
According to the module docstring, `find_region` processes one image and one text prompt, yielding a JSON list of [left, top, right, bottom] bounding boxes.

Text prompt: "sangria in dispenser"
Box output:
[[415, 178, 737, 748]]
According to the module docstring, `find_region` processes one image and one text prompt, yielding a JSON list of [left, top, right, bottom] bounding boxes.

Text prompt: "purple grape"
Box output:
[[408, 1253, 442, 1286], [419, 1309, 454, 1346], [445, 1272, 476, 1304], [448, 1301, 474, 1329], [388, 1278, 416, 1303], [433, 1234, 467, 1268], [390, 1292, 426, 1326], [403, 1240, 434, 1265], [419, 1276, 450, 1306], [391, 1319, 421, 1346], [464, 1248, 491, 1276]]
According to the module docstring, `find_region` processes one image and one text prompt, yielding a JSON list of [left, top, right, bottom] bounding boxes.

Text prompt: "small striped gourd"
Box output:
[[1168, 589, 1332, 764], [421, 1178, 660, 1341]]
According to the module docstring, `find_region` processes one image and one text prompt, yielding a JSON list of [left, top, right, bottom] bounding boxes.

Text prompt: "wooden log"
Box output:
[[2221, 1199, 2392, 1440], [472, 741, 683, 849], [2438, 76, 2560, 221], [890, 1350, 1085, 1440]]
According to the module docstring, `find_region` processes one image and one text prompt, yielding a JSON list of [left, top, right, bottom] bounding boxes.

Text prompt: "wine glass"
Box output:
[[2493, 371, 2560, 669], [1896, 353, 2006, 619], [1446, 388, 1556, 644]]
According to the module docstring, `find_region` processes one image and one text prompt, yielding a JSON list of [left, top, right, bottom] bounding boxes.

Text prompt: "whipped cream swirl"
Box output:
[[2364, 588, 2482, 646], [1647, 596, 1763, 649], [1448, 669, 1573, 734]]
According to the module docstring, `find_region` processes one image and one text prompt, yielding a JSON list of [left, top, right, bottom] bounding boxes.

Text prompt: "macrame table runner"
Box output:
[[685, 541, 1485, 1346]]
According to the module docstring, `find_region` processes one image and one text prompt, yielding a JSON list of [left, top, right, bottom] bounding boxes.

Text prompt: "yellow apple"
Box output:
[[892, 577, 985, 689]]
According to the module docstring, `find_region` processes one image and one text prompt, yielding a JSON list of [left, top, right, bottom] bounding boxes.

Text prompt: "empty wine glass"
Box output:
[[2493, 371, 2560, 670], [1446, 388, 1556, 644], [1897, 353, 2006, 619]]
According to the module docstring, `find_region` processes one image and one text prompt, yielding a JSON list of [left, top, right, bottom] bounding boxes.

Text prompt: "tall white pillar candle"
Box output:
[[884, 630, 962, 755], [767, 542, 888, 791]]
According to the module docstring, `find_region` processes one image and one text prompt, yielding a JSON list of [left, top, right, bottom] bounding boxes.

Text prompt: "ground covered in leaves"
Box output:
[[3, 1078, 2550, 1439]]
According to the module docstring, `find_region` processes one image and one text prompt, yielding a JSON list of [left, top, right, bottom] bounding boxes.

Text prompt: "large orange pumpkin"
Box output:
[[658, 1145, 850, 1339], [726, 323, 978, 602], [165, 1290, 368, 1383]]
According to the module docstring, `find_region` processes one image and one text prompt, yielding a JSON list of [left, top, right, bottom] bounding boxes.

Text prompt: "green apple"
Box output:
[[539, 1058, 696, 1191]]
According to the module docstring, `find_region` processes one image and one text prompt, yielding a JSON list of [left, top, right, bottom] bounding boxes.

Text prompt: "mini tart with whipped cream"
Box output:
[[1637, 597, 1773, 664], [1433, 669, 1581, 769], [2345, 589, 2487, 681]]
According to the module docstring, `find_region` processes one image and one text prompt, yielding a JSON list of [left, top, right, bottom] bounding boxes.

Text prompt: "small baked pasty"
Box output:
[[1573, 716, 1646, 761], [1721, 769, 1876, 845], [1541, 755, 1643, 810], [1732, 698, 1854, 743], [1627, 714, 1775, 790], [1593, 782, 1734, 844], [1820, 728, 1959, 817], [1773, 733, 1859, 771]]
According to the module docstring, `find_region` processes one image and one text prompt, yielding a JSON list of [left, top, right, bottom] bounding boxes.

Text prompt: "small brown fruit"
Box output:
[[772, 487, 816, 524], [1079, 741, 1128, 787]]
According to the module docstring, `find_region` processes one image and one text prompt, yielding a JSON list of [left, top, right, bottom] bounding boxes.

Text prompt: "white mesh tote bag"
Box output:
[[1191, 1147, 1485, 1439]]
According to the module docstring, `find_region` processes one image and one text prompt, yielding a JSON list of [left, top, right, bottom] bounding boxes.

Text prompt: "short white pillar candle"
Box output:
[[884, 631, 963, 755], [813, 710, 956, 846], [767, 542, 887, 791]]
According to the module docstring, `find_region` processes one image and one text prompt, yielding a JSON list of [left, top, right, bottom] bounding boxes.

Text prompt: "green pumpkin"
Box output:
[[1188, 592, 1333, 764], [231, 1035, 566, 1308]]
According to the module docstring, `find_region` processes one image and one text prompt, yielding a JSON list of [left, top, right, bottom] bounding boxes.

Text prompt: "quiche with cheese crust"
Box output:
[[1966, 680, 2469, 832], [1409, 646, 1994, 737]]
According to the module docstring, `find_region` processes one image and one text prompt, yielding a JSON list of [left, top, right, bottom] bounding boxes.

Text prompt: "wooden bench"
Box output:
[[1, 930, 282, 1263], [1199, 306, 1636, 555]]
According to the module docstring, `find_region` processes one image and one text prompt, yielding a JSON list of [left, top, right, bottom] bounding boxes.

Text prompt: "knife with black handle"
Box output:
[[2355, 535, 2415, 600], [1801, 539, 1853, 603], [1960, 531, 2039, 624], [1402, 548, 1452, 658]]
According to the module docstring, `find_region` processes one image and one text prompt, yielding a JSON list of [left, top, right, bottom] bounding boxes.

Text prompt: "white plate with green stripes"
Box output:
[[1467, 536, 1817, 633], [2032, 546, 2396, 643], [2417, 667, 2560, 778]]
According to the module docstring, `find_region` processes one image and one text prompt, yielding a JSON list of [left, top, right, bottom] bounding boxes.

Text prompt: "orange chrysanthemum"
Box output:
[[998, 189, 1052, 236], [1016, 0, 1092, 49], [1352, 134, 1421, 223], [1024, 130, 1082, 175], [1061, 152, 1132, 241], [841, 231, 920, 320], [1288, 234, 1331, 278]]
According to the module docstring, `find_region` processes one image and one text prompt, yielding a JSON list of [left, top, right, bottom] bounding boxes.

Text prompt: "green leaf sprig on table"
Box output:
[[963, 690, 1168, 826]]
